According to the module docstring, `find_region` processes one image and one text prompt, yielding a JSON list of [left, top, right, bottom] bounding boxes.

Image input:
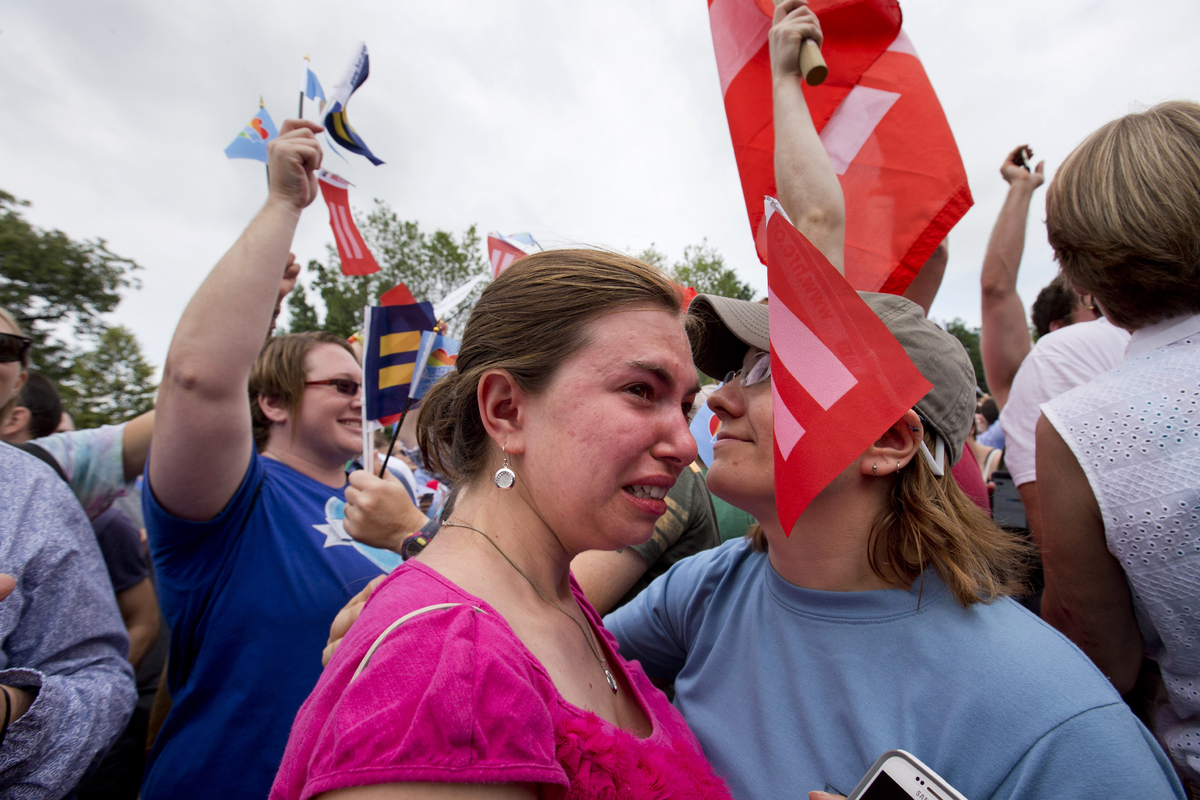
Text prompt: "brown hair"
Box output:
[[1030, 274, 1077, 338], [418, 249, 681, 484], [1046, 100, 1200, 330], [249, 332, 356, 452], [747, 430, 1031, 606]]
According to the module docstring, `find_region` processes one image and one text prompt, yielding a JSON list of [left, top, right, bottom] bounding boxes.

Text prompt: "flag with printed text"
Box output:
[[318, 171, 379, 276], [709, 0, 971, 293], [323, 42, 384, 166], [765, 198, 930, 532]]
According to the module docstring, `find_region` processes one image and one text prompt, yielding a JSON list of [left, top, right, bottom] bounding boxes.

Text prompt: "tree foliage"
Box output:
[[637, 239, 756, 301], [0, 190, 140, 381], [61, 325, 157, 428], [946, 318, 987, 395], [287, 200, 489, 340]]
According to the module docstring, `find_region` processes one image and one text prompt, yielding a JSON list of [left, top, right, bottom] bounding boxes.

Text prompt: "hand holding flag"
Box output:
[[267, 119, 325, 210]]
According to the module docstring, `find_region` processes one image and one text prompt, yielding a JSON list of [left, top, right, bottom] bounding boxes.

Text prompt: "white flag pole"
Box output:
[[361, 301, 374, 469]]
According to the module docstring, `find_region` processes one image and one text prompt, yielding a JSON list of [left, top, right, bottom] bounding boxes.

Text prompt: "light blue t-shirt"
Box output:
[[605, 539, 1183, 800], [142, 450, 391, 800]]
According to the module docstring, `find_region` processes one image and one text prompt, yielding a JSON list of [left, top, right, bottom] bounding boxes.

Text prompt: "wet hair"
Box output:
[[16, 372, 63, 439], [1047, 100, 1200, 330], [417, 249, 682, 485], [1030, 274, 1078, 338], [248, 332, 356, 452], [748, 429, 1031, 607]]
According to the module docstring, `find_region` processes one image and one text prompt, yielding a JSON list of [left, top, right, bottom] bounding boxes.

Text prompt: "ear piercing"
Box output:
[[494, 445, 516, 490]]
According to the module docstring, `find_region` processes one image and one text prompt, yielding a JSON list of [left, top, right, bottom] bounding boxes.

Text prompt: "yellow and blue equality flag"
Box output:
[[224, 103, 278, 163], [324, 42, 384, 166], [363, 283, 436, 426]]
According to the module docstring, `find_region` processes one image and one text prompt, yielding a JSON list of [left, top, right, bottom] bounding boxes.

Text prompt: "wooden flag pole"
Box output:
[[800, 39, 827, 86], [771, 0, 828, 86]]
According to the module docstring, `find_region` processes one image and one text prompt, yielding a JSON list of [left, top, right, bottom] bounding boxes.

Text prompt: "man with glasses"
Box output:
[[139, 120, 387, 800]]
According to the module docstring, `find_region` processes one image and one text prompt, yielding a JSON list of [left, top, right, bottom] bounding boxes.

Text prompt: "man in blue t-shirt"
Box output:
[[141, 120, 390, 799]]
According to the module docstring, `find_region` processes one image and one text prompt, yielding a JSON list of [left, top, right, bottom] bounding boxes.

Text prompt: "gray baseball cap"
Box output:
[[686, 292, 975, 466]]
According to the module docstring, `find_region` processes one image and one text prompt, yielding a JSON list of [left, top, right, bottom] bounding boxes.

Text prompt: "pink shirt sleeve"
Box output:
[[273, 577, 568, 800]]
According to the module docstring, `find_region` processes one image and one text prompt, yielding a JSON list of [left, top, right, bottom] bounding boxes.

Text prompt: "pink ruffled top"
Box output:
[[271, 560, 730, 800]]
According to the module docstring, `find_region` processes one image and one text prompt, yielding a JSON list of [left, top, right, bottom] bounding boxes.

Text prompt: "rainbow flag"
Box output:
[[323, 42, 384, 166], [410, 332, 461, 402], [362, 283, 436, 427], [224, 103, 278, 163]]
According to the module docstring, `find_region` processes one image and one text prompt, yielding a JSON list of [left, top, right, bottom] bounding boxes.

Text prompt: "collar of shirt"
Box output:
[[1125, 311, 1200, 360]]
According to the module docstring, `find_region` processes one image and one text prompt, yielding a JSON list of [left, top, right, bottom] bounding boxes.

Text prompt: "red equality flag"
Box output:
[[709, 0, 972, 293], [765, 198, 931, 532], [318, 170, 380, 276], [487, 233, 529, 279]]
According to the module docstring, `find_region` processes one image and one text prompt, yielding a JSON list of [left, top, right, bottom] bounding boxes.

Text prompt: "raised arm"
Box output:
[[1035, 414, 1143, 693], [149, 120, 322, 521], [980, 146, 1045, 409], [770, 0, 845, 274]]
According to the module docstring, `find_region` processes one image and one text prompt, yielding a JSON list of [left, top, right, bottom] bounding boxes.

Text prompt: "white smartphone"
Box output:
[[846, 750, 969, 800]]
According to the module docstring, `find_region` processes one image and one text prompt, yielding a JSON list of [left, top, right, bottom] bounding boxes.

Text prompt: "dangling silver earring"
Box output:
[[872, 463, 878, 478], [494, 446, 516, 490]]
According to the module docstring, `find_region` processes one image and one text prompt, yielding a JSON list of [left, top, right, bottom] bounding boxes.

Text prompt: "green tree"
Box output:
[[0, 190, 140, 381], [637, 240, 756, 301], [946, 318, 987, 395], [287, 201, 489, 340], [61, 325, 157, 428]]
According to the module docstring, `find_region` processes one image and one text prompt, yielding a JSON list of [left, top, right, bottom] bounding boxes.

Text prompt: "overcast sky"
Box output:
[[3, 0, 1198, 371]]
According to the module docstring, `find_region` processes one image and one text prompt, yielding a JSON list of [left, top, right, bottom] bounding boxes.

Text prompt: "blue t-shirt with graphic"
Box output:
[[142, 450, 395, 800]]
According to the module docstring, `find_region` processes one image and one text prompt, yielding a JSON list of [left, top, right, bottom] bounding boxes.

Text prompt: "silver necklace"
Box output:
[[441, 520, 619, 694]]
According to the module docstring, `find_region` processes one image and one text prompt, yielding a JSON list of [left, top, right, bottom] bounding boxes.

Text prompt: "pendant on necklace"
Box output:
[[604, 666, 618, 693]]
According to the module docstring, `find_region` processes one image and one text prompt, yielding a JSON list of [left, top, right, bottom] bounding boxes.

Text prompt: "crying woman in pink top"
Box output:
[[272, 251, 730, 800]]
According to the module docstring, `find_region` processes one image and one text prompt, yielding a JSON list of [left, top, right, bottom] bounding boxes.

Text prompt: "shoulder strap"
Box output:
[[351, 602, 485, 681], [10, 442, 67, 483]]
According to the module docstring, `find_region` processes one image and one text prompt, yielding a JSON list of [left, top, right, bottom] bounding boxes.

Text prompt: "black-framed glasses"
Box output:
[[723, 350, 771, 388], [304, 379, 361, 397], [0, 333, 31, 365]]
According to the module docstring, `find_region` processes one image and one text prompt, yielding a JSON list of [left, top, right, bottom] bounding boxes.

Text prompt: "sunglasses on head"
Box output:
[[0, 333, 32, 365], [304, 379, 361, 397], [723, 350, 771, 388]]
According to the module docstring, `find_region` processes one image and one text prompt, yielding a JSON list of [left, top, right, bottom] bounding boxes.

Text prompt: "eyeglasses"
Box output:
[[304, 379, 361, 397], [723, 350, 771, 388], [0, 333, 31, 365]]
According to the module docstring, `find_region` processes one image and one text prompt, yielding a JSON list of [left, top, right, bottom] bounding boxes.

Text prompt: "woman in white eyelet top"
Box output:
[[1035, 98, 1200, 789]]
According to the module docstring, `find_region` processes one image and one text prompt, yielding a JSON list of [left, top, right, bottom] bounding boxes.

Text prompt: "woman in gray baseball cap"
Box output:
[[605, 291, 1183, 800]]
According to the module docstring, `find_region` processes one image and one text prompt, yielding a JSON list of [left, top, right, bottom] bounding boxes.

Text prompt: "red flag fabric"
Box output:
[[765, 199, 931, 532], [487, 233, 529, 279], [677, 286, 699, 313], [318, 171, 380, 276], [379, 282, 418, 307], [709, 0, 972, 293]]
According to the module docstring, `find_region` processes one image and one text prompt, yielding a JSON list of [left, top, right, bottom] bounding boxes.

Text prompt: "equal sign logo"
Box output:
[[768, 286, 859, 459]]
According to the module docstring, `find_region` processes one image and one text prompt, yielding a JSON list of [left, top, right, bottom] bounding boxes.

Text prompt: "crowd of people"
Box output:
[[2, 2, 1199, 799]]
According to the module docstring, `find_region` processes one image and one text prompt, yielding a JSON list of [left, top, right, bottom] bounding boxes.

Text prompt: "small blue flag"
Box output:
[[410, 332, 461, 402], [223, 104, 278, 163], [305, 64, 326, 107]]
